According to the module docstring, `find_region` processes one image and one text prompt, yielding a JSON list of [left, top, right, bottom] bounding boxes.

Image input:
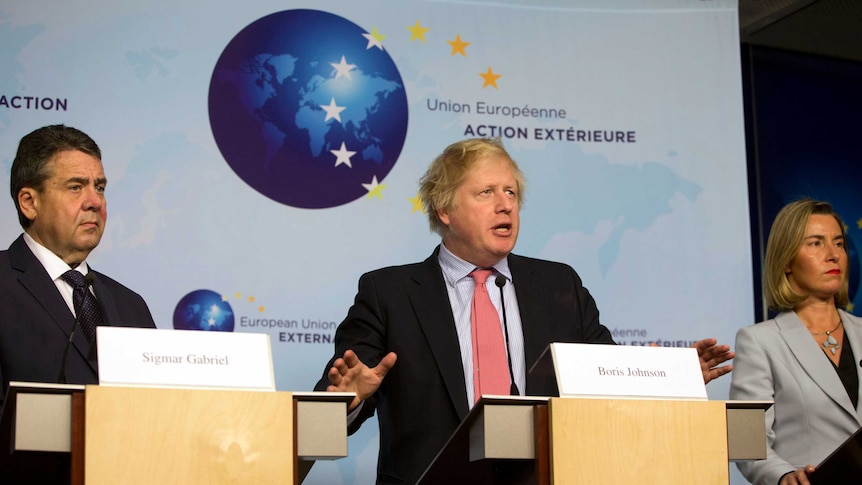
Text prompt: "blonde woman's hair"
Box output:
[[763, 198, 849, 311]]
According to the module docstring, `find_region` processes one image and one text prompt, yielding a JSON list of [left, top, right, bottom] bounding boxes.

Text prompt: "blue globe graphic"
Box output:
[[173, 289, 235, 332], [208, 9, 408, 209]]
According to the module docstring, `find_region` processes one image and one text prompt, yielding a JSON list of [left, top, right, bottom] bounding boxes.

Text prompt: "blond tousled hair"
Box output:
[[418, 138, 525, 235]]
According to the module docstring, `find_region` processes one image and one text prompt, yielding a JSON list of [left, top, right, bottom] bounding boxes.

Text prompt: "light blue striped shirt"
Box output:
[[437, 244, 526, 408]]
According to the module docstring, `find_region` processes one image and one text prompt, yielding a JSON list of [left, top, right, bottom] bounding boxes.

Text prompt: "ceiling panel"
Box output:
[[740, 0, 862, 62]]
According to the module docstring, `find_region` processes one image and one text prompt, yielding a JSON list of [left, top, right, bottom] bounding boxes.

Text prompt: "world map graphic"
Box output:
[[208, 9, 408, 209]]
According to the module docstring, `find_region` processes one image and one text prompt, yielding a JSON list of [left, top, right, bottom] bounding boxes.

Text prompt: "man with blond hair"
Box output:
[[316, 137, 733, 484]]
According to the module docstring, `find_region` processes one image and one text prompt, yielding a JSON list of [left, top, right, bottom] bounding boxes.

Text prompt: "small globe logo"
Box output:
[[208, 9, 409, 208], [173, 289, 235, 332]]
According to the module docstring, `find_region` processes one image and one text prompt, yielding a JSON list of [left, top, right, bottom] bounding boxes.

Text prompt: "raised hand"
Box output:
[[326, 349, 397, 411], [693, 337, 734, 384]]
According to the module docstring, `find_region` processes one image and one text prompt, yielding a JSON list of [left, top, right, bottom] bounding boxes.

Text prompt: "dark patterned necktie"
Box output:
[[61, 270, 104, 343]]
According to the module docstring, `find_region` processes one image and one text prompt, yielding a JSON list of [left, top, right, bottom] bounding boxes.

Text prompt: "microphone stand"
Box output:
[[495, 275, 520, 396], [57, 273, 96, 384]]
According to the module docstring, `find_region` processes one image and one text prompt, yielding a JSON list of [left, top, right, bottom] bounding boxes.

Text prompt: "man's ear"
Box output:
[[18, 188, 38, 223], [437, 207, 450, 226]]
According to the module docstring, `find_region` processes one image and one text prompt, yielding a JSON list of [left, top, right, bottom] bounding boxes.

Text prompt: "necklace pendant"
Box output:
[[823, 335, 840, 355]]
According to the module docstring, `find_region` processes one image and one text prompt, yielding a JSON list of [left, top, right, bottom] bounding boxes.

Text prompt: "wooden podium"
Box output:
[[418, 396, 771, 485], [1, 382, 352, 484]]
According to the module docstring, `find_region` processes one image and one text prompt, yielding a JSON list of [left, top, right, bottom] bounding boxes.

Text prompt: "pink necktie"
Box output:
[[469, 269, 510, 403]]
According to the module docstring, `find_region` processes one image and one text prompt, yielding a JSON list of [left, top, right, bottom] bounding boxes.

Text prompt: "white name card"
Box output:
[[550, 342, 707, 400], [97, 327, 275, 391]]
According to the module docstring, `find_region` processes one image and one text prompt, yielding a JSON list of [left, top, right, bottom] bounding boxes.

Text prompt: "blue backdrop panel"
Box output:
[[0, 1, 750, 483]]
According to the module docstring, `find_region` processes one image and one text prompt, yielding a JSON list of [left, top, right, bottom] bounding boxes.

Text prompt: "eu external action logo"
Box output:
[[208, 9, 409, 209], [173, 290, 235, 332]]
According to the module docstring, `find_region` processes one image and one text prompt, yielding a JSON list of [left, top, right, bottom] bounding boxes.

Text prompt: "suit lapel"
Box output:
[[90, 271, 117, 327], [10, 235, 97, 373], [508, 255, 552, 373], [839, 310, 862, 424], [408, 250, 471, 420], [779, 311, 858, 418]]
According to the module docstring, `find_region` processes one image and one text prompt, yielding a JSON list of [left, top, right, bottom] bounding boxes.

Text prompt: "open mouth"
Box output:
[[493, 223, 511, 234]]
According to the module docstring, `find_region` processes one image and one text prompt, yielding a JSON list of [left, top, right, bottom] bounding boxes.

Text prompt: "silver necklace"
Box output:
[[812, 320, 842, 355]]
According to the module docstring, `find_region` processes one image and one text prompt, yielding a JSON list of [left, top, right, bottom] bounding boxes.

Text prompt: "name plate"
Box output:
[[549, 342, 706, 400], [97, 327, 275, 391]]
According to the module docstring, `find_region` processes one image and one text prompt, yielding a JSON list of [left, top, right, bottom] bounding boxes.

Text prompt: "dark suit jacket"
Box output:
[[315, 247, 614, 484], [0, 234, 156, 483]]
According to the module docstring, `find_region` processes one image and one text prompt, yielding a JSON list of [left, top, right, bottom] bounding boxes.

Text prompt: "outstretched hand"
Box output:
[[326, 349, 397, 411], [778, 465, 815, 485], [693, 338, 734, 384]]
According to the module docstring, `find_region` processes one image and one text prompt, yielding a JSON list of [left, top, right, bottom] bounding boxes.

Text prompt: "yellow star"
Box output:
[[363, 28, 387, 50], [479, 67, 501, 89], [857, 218, 862, 230], [448, 34, 470, 56], [407, 21, 429, 42], [234, 292, 242, 299], [258, 305, 265, 313], [248, 296, 255, 303], [409, 193, 425, 213], [363, 175, 386, 199], [371, 27, 386, 43], [222, 294, 229, 302]]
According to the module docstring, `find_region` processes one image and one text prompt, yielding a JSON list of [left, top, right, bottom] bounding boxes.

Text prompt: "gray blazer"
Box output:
[[730, 309, 862, 485]]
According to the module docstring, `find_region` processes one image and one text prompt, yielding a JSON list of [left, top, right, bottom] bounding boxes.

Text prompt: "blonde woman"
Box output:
[[731, 198, 862, 485]]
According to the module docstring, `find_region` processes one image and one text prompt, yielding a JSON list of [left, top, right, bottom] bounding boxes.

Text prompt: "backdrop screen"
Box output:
[[0, 1, 751, 483]]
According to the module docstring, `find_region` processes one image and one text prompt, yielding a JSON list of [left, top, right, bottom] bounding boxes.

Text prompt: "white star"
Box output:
[[322, 97, 345, 123], [363, 175, 381, 192], [331, 142, 356, 168], [331, 56, 356, 80], [362, 32, 384, 50]]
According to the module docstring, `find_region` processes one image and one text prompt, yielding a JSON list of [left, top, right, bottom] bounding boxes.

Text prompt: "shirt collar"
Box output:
[[437, 243, 512, 287], [22, 232, 91, 282]]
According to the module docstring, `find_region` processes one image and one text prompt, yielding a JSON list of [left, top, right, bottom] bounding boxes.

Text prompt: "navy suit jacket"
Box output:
[[315, 247, 614, 484], [0, 234, 156, 482]]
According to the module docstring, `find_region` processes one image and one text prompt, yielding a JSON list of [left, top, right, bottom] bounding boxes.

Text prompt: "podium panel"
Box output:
[[548, 398, 728, 484], [84, 386, 294, 484]]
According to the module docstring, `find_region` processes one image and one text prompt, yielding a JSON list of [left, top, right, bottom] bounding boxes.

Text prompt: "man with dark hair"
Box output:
[[0, 124, 157, 481], [316, 137, 734, 484]]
